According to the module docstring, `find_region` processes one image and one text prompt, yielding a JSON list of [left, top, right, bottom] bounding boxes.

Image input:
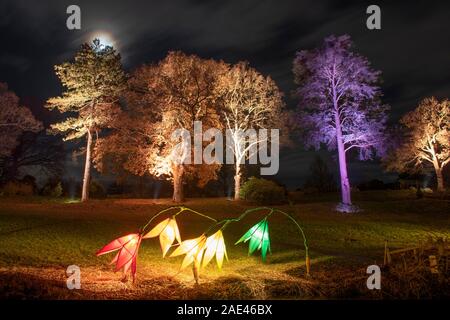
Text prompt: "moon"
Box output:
[[88, 31, 117, 49]]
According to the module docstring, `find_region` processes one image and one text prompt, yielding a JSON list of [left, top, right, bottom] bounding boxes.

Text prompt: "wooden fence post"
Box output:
[[384, 240, 391, 266]]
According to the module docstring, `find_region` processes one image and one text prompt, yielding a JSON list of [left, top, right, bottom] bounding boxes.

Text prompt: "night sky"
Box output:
[[1, 0, 449, 189]]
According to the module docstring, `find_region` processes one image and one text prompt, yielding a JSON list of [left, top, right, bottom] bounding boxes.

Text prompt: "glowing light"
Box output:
[[87, 31, 117, 50], [64, 199, 80, 204], [143, 217, 181, 257], [151, 156, 173, 178], [203, 230, 228, 269], [170, 235, 207, 270], [235, 219, 271, 261], [95, 206, 310, 283], [96, 233, 142, 281]]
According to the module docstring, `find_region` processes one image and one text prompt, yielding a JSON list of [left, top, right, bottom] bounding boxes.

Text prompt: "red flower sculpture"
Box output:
[[96, 233, 142, 281]]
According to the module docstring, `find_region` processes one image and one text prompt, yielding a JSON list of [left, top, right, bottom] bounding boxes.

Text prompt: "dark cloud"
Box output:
[[0, 0, 448, 188], [0, 54, 31, 72]]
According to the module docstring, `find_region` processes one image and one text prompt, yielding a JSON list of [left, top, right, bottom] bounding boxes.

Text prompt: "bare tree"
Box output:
[[0, 83, 42, 157], [386, 97, 449, 191], [218, 62, 285, 200], [94, 52, 227, 202], [0, 132, 64, 183]]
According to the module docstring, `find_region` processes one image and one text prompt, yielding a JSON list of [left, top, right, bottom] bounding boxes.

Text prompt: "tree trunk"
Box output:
[[435, 166, 445, 192], [336, 134, 351, 205], [172, 164, 185, 203], [333, 91, 352, 206], [234, 164, 241, 200], [81, 128, 92, 202]]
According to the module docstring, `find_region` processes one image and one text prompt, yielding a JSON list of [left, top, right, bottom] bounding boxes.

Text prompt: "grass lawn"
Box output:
[[0, 190, 449, 299]]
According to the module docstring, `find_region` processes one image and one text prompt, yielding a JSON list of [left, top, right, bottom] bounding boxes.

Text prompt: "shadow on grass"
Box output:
[[2, 259, 448, 299], [0, 268, 319, 300]]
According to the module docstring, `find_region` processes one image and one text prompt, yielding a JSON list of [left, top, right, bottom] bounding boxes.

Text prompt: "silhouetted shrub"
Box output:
[[358, 179, 386, 191], [41, 181, 63, 198], [239, 177, 286, 204], [1, 181, 35, 196], [90, 181, 106, 199]]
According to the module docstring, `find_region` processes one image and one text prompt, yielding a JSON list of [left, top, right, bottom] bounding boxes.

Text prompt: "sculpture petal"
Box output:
[[143, 218, 170, 239], [96, 234, 138, 256]]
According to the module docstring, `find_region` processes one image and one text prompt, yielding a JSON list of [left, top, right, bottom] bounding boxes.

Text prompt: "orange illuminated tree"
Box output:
[[94, 52, 227, 202], [387, 97, 449, 191]]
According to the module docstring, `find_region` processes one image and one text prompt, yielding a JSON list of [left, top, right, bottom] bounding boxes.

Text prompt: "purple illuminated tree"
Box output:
[[293, 35, 388, 212]]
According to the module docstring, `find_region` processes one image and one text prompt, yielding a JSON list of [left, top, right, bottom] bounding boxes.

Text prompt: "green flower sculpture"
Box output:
[[235, 218, 271, 261]]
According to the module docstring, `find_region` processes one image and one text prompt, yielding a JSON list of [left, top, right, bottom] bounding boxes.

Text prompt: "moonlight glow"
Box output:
[[88, 31, 117, 49]]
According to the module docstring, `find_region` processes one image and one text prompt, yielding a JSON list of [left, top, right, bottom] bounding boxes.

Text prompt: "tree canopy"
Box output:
[[47, 39, 126, 201], [386, 97, 449, 191], [0, 83, 42, 157], [218, 61, 285, 199], [46, 39, 126, 141], [293, 35, 389, 209], [94, 51, 228, 202]]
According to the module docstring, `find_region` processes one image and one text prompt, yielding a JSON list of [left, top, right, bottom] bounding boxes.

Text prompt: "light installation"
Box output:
[[96, 233, 142, 281], [236, 218, 271, 261], [96, 206, 310, 283], [143, 217, 182, 257]]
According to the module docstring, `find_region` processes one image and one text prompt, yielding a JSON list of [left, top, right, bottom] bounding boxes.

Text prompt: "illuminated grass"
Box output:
[[0, 192, 448, 299]]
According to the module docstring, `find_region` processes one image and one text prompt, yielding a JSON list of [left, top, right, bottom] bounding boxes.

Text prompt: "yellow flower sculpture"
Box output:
[[170, 235, 207, 269], [170, 231, 228, 271], [143, 217, 181, 257], [203, 230, 228, 269]]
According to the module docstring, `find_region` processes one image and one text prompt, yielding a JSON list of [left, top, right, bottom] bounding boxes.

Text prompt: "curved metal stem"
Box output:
[[140, 206, 310, 276], [141, 206, 217, 234], [216, 206, 310, 276], [273, 209, 310, 276]]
